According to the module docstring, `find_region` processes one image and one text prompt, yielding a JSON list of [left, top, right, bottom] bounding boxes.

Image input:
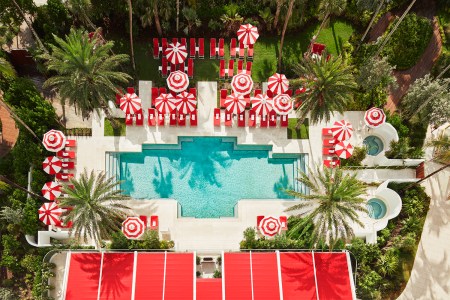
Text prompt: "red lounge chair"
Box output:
[[178, 114, 186, 126], [248, 110, 256, 127], [266, 90, 274, 98], [218, 38, 225, 58], [153, 38, 159, 58], [323, 139, 337, 147], [170, 62, 176, 73], [161, 57, 168, 78], [139, 215, 148, 227], [125, 114, 133, 125], [257, 215, 264, 227], [254, 89, 262, 96], [148, 108, 156, 126], [214, 108, 221, 126], [228, 60, 234, 77], [324, 159, 340, 168], [322, 128, 333, 136], [280, 115, 288, 127], [61, 162, 75, 169], [189, 88, 197, 97], [279, 216, 288, 230], [151, 87, 159, 106], [210, 38, 216, 58], [57, 150, 76, 159], [246, 61, 252, 75], [244, 94, 251, 108], [225, 111, 232, 127], [170, 112, 177, 126], [238, 112, 245, 127], [136, 113, 144, 126], [230, 38, 237, 58], [127, 87, 134, 94], [150, 216, 159, 230], [286, 89, 293, 96], [219, 59, 225, 79], [187, 58, 194, 78], [189, 38, 196, 57], [323, 147, 336, 156], [56, 173, 74, 181], [220, 89, 228, 108], [115, 93, 121, 105], [237, 60, 244, 73], [260, 114, 268, 127], [269, 111, 277, 127], [172, 38, 178, 44], [190, 111, 197, 126], [179, 62, 185, 72], [180, 38, 186, 48], [239, 41, 245, 59], [65, 139, 77, 147], [247, 44, 254, 60], [158, 113, 165, 126], [312, 43, 326, 55], [170, 91, 177, 98], [161, 38, 168, 53], [198, 38, 205, 58], [159, 87, 167, 95]]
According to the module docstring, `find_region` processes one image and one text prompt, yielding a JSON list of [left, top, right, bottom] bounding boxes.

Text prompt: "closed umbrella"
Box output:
[[335, 141, 354, 159], [43, 156, 62, 175], [224, 93, 246, 115], [331, 120, 353, 141], [164, 42, 188, 65], [251, 94, 273, 116], [231, 73, 253, 95], [174, 92, 197, 115], [38, 202, 63, 226], [272, 94, 293, 115], [119, 92, 142, 114], [364, 107, 386, 128], [267, 73, 289, 95], [154, 93, 176, 114], [237, 24, 259, 45], [259, 216, 281, 237], [42, 129, 67, 152], [122, 217, 145, 239], [41, 181, 61, 201], [167, 71, 189, 93]]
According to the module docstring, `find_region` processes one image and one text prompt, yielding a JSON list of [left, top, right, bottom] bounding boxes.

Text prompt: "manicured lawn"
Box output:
[[287, 118, 309, 139], [113, 20, 355, 85], [104, 118, 126, 136]]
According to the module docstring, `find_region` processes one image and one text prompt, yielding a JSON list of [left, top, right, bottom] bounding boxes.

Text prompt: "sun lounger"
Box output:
[[279, 216, 288, 230], [198, 38, 204, 58], [56, 173, 74, 181], [324, 159, 340, 168], [125, 114, 133, 125], [159, 87, 167, 95], [256, 215, 264, 227], [280, 115, 288, 127], [269, 111, 277, 127], [323, 139, 337, 147], [170, 62, 176, 73], [247, 44, 254, 60], [179, 62, 185, 72], [228, 60, 234, 77], [139, 215, 148, 227], [238, 112, 246, 127], [248, 110, 256, 127], [214, 108, 221, 126], [244, 94, 251, 108], [151, 87, 159, 106], [286, 89, 293, 96], [158, 113, 165, 126], [322, 128, 333, 136], [172, 37, 178, 44], [225, 111, 232, 127], [312, 43, 326, 55], [180, 38, 186, 48], [178, 114, 186, 126], [210, 38, 216, 59], [57, 150, 76, 159], [161, 38, 168, 53], [323, 147, 336, 156], [189, 88, 197, 97], [220, 89, 227, 108], [187, 58, 194, 78], [148, 108, 156, 126], [150, 216, 159, 230], [219, 59, 225, 79], [260, 114, 268, 127], [246, 61, 252, 75], [254, 89, 262, 96], [189, 37, 196, 57], [127, 87, 134, 94], [237, 60, 244, 73], [170, 112, 177, 126], [239, 41, 245, 59], [65, 139, 77, 147], [153, 38, 159, 58], [230, 38, 237, 58], [266, 90, 274, 98], [161, 57, 168, 78], [190, 110, 197, 126], [136, 113, 144, 126], [115, 93, 121, 105], [61, 162, 75, 169], [218, 38, 225, 58]]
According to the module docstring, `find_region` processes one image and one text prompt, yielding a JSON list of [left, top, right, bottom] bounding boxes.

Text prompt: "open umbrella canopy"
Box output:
[[251, 94, 273, 116], [174, 92, 197, 115], [267, 73, 289, 95], [154, 93, 177, 114], [38, 202, 63, 226], [119, 92, 142, 114], [224, 93, 246, 115], [41, 181, 61, 201], [237, 24, 259, 45], [122, 217, 145, 239], [42, 129, 67, 152], [164, 42, 188, 65], [272, 94, 293, 115], [335, 141, 354, 159], [331, 120, 353, 141], [43, 156, 62, 175], [231, 73, 253, 95], [259, 216, 281, 237], [167, 71, 189, 93], [364, 107, 386, 128]]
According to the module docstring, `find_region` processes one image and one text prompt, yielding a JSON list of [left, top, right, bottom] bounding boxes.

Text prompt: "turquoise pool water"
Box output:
[[367, 198, 387, 219], [363, 136, 384, 156], [110, 137, 306, 218]]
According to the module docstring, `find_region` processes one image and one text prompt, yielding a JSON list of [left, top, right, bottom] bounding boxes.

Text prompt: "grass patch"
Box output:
[[104, 118, 126, 136], [287, 118, 309, 139]]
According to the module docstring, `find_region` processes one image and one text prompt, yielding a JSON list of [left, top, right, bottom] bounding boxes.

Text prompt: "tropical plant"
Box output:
[[285, 167, 367, 249], [66, 0, 96, 29], [428, 132, 450, 164], [220, 3, 243, 35], [313, 0, 347, 45], [258, 7, 274, 31], [182, 7, 201, 35], [0, 207, 23, 225], [40, 29, 131, 122], [0, 58, 16, 78], [59, 169, 130, 249], [341, 146, 367, 166], [385, 137, 424, 159], [135, 0, 169, 36], [292, 53, 357, 126], [356, 56, 396, 92], [127, 0, 136, 70], [376, 248, 399, 276], [357, 0, 386, 49]]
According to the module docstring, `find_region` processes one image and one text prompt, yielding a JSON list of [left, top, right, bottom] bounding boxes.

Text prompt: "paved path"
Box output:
[[0, 105, 19, 157]]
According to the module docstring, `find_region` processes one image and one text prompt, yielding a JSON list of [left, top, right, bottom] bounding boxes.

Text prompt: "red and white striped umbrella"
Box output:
[[272, 94, 293, 115], [167, 71, 189, 93], [38, 202, 63, 226], [331, 120, 353, 141], [41, 181, 61, 201], [364, 107, 386, 128], [231, 73, 253, 95], [335, 140, 354, 159], [122, 217, 145, 239], [42, 129, 67, 152], [224, 93, 246, 115], [259, 216, 281, 237], [267, 73, 289, 95], [174, 91, 197, 114], [154, 93, 176, 114], [43, 156, 62, 175], [119, 93, 142, 114], [237, 24, 259, 45], [251, 94, 273, 116], [164, 42, 188, 65]]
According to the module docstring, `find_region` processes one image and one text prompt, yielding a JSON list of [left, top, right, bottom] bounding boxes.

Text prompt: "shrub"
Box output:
[[385, 138, 424, 159], [382, 14, 433, 70], [213, 270, 222, 278], [341, 146, 367, 166]]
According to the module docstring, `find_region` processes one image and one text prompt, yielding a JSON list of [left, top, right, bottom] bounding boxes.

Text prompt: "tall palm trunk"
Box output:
[[278, 0, 295, 71], [127, 0, 136, 71], [0, 175, 46, 201], [357, 0, 385, 51], [153, 0, 163, 36], [273, 0, 283, 31], [404, 163, 450, 190], [176, 0, 180, 32], [310, 12, 330, 51], [11, 0, 48, 53]]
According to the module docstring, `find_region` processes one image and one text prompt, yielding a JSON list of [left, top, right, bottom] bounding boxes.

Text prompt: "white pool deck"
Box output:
[[64, 81, 418, 252]]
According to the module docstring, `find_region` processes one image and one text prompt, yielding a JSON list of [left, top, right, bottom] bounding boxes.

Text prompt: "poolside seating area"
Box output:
[[213, 108, 288, 128]]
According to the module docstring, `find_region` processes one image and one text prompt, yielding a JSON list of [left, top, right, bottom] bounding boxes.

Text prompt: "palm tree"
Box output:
[[40, 29, 131, 122], [66, 0, 96, 29], [0, 58, 16, 78], [285, 167, 367, 250], [277, 0, 295, 70], [292, 53, 356, 126], [127, 0, 136, 71], [136, 0, 164, 36], [60, 169, 130, 249], [428, 133, 450, 164], [310, 0, 346, 48]]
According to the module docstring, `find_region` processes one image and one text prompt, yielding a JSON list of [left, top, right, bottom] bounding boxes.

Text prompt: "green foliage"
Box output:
[[213, 270, 222, 278], [21, 197, 41, 235], [341, 146, 367, 166], [0, 288, 16, 300], [104, 118, 126, 136], [287, 118, 309, 139], [109, 230, 174, 249], [0, 206, 23, 224], [382, 14, 433, 70], [432, 51, 450, 78], [34, 0, 71, 45], [385, 138, 424, 159]]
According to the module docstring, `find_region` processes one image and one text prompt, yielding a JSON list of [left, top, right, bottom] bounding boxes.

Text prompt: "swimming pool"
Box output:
[[367, 198, 387, 219], [363, 136, 384, 156], [107, 137, 306, 218]]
